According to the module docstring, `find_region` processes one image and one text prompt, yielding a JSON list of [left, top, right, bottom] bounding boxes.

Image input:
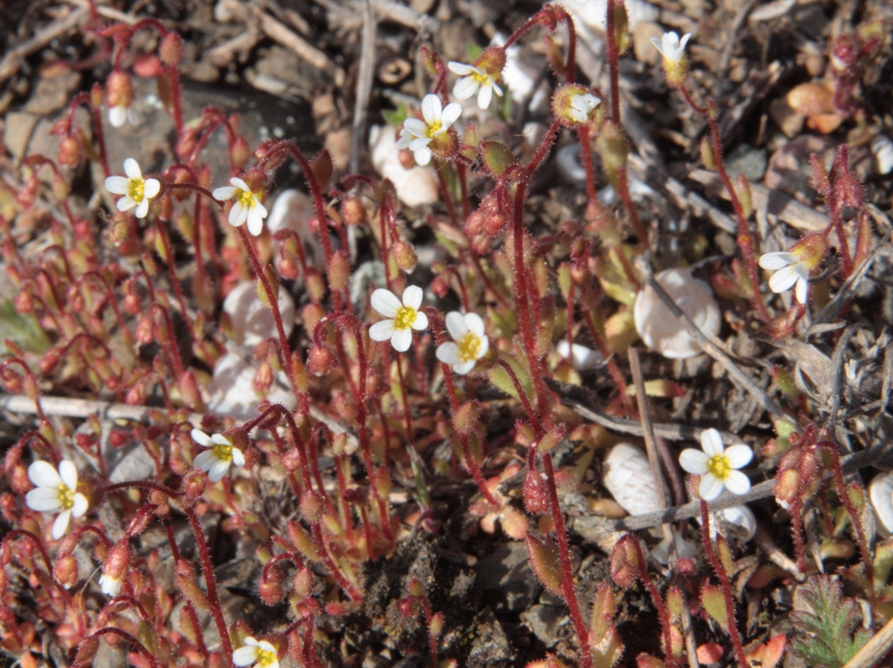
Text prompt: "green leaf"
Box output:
[[701, 583, 729, 632], [526, 534, 563, 597], [0, 299, 52, 355], [381, 102, 409, 129]]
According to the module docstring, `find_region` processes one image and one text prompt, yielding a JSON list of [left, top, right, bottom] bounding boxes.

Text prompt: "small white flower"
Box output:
[[25, 460, 89, 540], [369, 286, 428, 352], [212, 178, 268, 236], [448, 61, 504, 110], [567, 91, 601, 124], [705, 505, 757, 542], [759, 251, 810, 304], [436, 311, 489, 375], [104, 158, 161, 219], [191, 429, 245, 483], [108, 103, 139, 128], [233, 637, 279, 668], [651, 31, 691, 66], [679, 429, 752, 501], [396, 94, 462, 166], [99, 573, 123, 597]]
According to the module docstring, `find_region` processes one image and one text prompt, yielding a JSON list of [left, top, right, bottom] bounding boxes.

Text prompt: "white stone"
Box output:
[[871, 135, 893, 175], [634, 267, 721, 359], [206, 352, 296, 420], [870, 472, 893, 537], [369, 125, 439, 207], [602, 443, 660, 516], [556, 340, 603, 370], [223, 280, 295, 349]]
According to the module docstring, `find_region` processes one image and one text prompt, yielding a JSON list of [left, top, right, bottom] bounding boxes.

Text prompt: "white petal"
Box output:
[[191, 429, 212, 446], [724, 444, 753, 469], [247, 207, 265, 236], [230, 177, 250, 191], [436, 342, 460, 365], [453, 76, 479, 100], [421, 94, 442, 125], [193, 450, 217, 471], [464, 312, 485, 338], [759, 252, 797, 270], [448, 62, 475, 76], [723, 470, 751, 496], [402, 285, 424, 310], [100, 574, 123, 596], [395, 130, 413, 149], [491, 81, 503, 98], [26, 488, 62, 512], [232, 647, 259, 666], [699, 473, 724, 501], [105, 176, 130, 195], [477, 334, 489, 358], [679, 448, 709, 475], [109, 105, 126, 128], [391, 328, 413, 352], [371, 289, 402, 317], [58, 460, 78, 489], [134, 198, 150, 219], [795, 276, 809, 304], [230, 201, 248, 227], [123, 158, 142, 180], [411, 311, 428, 331], [477, 83, 493, 110], [52, 509, 73, 539], [210, 434, 231, 445], [116, 196, 137, 213], [453, 360, 477, 375], [212, 186, 238, 201], [231, 448, 246, 467], [445, 311, 470, 340], [257, 640, 278, 654], [700, 429, 725, 457], [768, 264, 800, 293], [440, 103, 462, 130], [402, 118, 428, 137], [29, 461, 62, 487], [144, 179, 161, 199], [208, 460, 231, 482], [678, 33, 691, 54], [413, 146, 432, 166], [71, 493, 89, 518], [651, 36, 665, 57], [369, 319, 396, 342], [408, 136, 433, 152]]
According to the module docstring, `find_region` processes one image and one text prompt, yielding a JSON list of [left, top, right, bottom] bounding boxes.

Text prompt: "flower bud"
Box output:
[[300, 491, 323, 523], [259, 565, 286, 605], [307, 345, 335, 376], [160, 32, 182, 65], [342, 196, 366, 226], [253, 362, 273, 395], [452, 401, 479, 437], [100, 543, 131, 597], [57, 133, 83, 167], [184, 469, 207, 499], [106, 70, 134, 109], [610, 535, 641, 588], [523, 467, 549, 515], [392, 240, 417, 274], [54, 554, 79, 588], [328, 250, 351, 291]]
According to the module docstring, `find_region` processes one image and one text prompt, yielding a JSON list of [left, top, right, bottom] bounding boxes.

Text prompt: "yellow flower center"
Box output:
[[57, 484, 75, 510], [472, 71, 489, 85], [425, 121, 443, 138], [128, 178, 145, 203], [707, 455, 731, 480], [394, 306, 417, 330], [237, 189, 256, 208], [212, 444, 234, 462], [256, 647, 277, 667], [457, 332, 482, 363]]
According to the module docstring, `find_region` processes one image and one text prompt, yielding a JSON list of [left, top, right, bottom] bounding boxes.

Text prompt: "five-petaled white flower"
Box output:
[[449, 61, 504, 110], [233, 637, 279, 668], [104, 158, 161, 219], [396, 94, 462, 166], [759, 251, 810, 304], [109, 104, 139, 129], [436, 311, 489, 374], [651, 31, 691, 66], [191, 429, 246, 483], [369, 286, 428, 352], [25, 460, 89, 539], [212, 178, 268, 236], [679, 429, 752, 501], [567, 91, 601, 124]]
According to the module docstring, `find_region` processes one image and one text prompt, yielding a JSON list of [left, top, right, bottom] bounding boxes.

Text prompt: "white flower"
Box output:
[[396, 94, 462, 166], [567, 91, 601, 124], [212, 178, 268, 236], [233, 637, 279, 668], [436, 311, 489, 374], [759, 251, 810, 304], [99, 573, 123, 597], [448, 61, 504, 110], [104, 158, 161, 219], [191, 429, 246, 483], [25, 460, 89, 540], [705, 505, 757, 542], [108, 103, 139, 128], [369, 286, 428, 352], [679, 429, 752, 501], [651, 31, 691, 66]]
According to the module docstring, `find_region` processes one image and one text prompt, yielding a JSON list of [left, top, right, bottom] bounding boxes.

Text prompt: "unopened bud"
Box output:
[[523, 467, 549, 515], [253, 362, 273, 395], [184, 469, 207, 499], [328, 251, 351, 291], [342, 196, 366, 226], [294, 567, 313, 598], [300, 491, 323, 523], [160, 32, 182, 65], [106, 70, 134, 109], [231, 136, 251, 168], [178, 370, 203, 411], [54, 555, 79, 588], [610, 536, 641, 588], [392, 240, 417, 273], [57, 133, 83, 167], [259, 565, 286, 605], [452, 401, 479, 436], [307, 345, 335, 376]]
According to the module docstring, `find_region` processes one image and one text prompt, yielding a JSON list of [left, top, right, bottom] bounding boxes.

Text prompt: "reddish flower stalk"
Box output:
[[77, 627, 160, 668], [698, 500, 749, 667]]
